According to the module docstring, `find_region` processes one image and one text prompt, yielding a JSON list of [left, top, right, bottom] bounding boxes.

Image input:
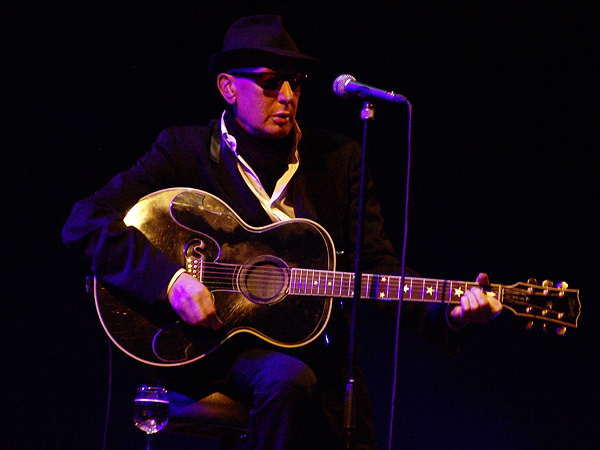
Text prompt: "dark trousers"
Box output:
[[168, 346, 377, 450]]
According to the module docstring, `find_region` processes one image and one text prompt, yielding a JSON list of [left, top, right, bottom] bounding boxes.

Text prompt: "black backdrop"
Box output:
[[5, 2, 598, 449]]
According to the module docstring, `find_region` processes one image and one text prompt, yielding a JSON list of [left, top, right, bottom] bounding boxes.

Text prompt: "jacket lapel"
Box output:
[[209, 123, 273, 227]]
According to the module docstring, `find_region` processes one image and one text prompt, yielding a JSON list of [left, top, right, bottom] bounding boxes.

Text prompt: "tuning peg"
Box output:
[[526, 278, 538, 294], [542, 280, 553, 295], [556, 326, 567, 336], [557, 281, 569, 297]]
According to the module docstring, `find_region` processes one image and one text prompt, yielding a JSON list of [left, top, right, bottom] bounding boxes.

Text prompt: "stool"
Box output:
[[166, 391, 250, 450]]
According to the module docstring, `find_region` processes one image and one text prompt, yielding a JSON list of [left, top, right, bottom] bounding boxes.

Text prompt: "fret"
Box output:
[[421, 278, 428, 300], [450, 280, 468, 303], [383, 276, 390, 299], [305, 269, 310, 295], [330, 272, 339, 297], [329, 272, 335, 297], [318, 271, 323, 296], [332, 272, 339, 297], [330, 271, 337, 297], [336, 272, 341, 297], [346, 274, 354, 297], [436, 279, 448, 303], [395, 276, 402, 300], [290, 268, 297, 295], [297, 268, 302, 294], [422, 278, 438, 302], [402, 279, 410, 300], [299, 268, 305, 294], [372, 274, 384, 300], [408, 278, 418, 301], [389, 276, 400, 300]]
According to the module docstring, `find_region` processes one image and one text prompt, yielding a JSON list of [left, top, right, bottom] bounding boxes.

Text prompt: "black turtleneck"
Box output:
[[224, 109, 295, 196]]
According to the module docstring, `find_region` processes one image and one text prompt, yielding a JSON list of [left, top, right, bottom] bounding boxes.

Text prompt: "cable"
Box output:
[[102, 339, 113, 450], [387, 100, 412, 450]]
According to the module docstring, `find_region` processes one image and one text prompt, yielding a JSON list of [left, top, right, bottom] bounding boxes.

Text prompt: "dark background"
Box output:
[[5, 2, 598, 449]]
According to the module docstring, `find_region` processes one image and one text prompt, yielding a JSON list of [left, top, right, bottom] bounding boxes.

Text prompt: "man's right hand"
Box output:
[[167, 273, 223, 329]]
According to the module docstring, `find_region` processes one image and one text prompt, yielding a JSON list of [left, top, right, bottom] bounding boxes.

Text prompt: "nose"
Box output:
[[278, 81, 295, 103]]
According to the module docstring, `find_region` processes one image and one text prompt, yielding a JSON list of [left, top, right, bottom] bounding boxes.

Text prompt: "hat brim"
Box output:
[[207, 48, 319, 76]]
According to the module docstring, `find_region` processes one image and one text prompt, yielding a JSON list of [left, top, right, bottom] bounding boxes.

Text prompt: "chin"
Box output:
[[263, 126, 293, 140]]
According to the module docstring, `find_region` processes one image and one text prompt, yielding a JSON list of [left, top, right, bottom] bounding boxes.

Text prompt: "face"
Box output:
[[218, 67, 301, 139]]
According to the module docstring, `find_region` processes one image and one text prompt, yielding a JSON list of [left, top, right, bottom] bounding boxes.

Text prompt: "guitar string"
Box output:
[[186, 266, 573, 319], [192, 265, 569, 312], [198, 262, 485, 288], [195, 262, 487, 301], [185, 261, 566, 304]]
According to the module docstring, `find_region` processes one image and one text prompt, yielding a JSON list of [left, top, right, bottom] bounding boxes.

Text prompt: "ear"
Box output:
[[217, 73, 236, 105]]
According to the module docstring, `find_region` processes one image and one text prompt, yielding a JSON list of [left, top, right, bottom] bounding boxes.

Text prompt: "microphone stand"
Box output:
[[344, 101, 375, 450]]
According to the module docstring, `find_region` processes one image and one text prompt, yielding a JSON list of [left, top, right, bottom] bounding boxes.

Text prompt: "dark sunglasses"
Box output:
[[228, 72, 307, 91]]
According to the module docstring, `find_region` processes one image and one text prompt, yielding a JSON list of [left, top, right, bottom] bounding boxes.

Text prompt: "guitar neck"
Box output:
[[288, 269, 501, 304]]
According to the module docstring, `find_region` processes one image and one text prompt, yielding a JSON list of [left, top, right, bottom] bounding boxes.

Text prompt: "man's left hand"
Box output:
[[448, 273, 503, 327]]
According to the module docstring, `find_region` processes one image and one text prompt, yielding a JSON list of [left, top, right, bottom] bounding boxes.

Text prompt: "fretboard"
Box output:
[[288, 269, 502, 304]]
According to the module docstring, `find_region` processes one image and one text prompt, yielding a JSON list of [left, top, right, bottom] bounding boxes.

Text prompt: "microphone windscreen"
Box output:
[[333, 74, 356, 98]]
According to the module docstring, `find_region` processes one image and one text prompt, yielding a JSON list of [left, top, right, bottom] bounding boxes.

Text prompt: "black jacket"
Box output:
[[62, 121, 402, 304]]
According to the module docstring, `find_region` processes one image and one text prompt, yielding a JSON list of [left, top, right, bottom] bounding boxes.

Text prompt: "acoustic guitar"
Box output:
[[94, 188, 581, 368]]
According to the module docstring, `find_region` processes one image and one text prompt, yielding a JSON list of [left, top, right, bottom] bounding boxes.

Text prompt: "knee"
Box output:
[[257, 356, 318, 407], [275, 362, 317, 399]]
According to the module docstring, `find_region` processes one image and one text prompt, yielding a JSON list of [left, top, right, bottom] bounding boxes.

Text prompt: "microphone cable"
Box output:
[[387, 99, 412, 450], [102, 338, 113, 450]]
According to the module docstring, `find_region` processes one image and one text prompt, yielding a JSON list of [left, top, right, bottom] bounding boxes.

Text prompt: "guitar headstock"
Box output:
[[501, 279, 580, 334]]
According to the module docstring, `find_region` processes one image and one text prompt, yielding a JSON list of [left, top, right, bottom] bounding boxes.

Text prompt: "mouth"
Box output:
[[272, 112, 292, 124]]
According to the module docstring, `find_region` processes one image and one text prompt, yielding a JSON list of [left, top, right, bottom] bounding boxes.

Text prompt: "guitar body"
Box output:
[[95, 188, 335, 368]]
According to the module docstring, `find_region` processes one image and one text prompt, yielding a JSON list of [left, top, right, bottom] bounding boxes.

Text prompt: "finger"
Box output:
[[450, 304, 464, 321], [474, 288, 492, 323], [468, 290, 487, 323], [488, 295, 504, 316], [206, 291, 223, 329], [476, 272, 490, 286], [460, 293, 471, 316]]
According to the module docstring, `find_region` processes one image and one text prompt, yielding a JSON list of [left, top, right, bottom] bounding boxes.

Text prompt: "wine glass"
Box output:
[[133, 385, 169, 450]]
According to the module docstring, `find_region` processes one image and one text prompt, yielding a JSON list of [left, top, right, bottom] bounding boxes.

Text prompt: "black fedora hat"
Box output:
[[207, 15, 318, 75]]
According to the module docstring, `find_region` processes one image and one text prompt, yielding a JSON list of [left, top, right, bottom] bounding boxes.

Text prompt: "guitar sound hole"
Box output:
[[238, 256, 290, 305]]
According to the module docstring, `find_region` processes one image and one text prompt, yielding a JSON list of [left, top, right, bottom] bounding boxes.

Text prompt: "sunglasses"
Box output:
[[228, 71, 308, 91]]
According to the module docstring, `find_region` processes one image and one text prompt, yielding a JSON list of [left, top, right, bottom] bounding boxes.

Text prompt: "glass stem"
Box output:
[[146, 433, 151, 450]]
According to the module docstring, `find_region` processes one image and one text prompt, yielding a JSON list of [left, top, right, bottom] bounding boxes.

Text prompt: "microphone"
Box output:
[[333, 74, 408, 104]]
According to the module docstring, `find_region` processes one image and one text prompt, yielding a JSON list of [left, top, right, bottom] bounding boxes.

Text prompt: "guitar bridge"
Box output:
[[184, 238, 206, 282]]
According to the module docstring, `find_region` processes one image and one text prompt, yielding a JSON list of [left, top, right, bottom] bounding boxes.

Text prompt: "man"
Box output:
[[63, 15, 501, 449]]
